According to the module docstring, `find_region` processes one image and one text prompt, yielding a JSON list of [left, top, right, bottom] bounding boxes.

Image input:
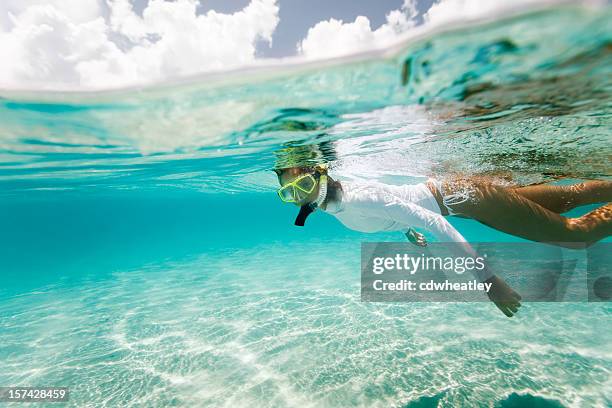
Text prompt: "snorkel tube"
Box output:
[[294, 203, 315, 226], [294, 173, 328, 226]]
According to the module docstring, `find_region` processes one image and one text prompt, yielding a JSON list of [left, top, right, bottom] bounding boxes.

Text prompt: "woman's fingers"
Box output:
[[512, 289, 522, 300], [496, 302, 513, 317], [496, 300, 522, 317]]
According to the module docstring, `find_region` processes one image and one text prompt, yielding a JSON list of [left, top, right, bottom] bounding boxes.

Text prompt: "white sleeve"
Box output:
[[381, 200, 494, 282], [381, 199, 465, 242]]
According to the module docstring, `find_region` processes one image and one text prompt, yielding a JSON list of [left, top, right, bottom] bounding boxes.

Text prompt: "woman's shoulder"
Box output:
[[341, 179, 418, 194], [338, 179, 380, 194], [337, 179, 396, 206]]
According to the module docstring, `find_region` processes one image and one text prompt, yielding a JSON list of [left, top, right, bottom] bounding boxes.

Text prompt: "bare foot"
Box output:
[[485, 275, 522, 317]]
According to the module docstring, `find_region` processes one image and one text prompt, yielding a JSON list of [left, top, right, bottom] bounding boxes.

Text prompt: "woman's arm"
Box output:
[[381, 199, 522, 316], [381, 199, 493, 282]]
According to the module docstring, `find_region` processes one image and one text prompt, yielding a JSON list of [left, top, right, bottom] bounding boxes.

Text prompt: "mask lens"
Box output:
[[278, 185, 296, 202], [294, 188, 308, 201], [295, 174, 315, 193]]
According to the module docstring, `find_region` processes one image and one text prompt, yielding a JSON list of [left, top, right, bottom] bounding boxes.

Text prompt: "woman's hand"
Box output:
[[485, 275, 522, 317], [406, 228, 427, 247]]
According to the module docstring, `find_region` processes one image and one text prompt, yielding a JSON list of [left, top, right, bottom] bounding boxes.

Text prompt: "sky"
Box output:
[[0, 0, 556, 90], [132, 0, 436, 58]]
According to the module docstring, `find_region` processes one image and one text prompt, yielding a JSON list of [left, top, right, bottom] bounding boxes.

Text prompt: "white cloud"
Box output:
[[0, 0, 279, 90], [297, 0, 418, 59], [297, 0, 559, 60], [0, 0, 103, 27], [422, 0, 542, 26]]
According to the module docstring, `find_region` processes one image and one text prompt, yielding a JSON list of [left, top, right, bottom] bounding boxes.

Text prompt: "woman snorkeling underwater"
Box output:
[[273, 161, 612, 317]]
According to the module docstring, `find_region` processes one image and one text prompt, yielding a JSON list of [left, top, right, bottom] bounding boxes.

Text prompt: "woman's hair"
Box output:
[[272, 141, 337, 176], [273, 164, 328, 178]]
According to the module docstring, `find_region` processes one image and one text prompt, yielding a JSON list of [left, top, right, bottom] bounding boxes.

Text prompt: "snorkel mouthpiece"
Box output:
[[294, 174, 328, 227]]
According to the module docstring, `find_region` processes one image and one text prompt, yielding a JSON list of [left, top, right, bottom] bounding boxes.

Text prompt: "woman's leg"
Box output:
[[442, 180, 612, 247], [511, 180, 612, 213]]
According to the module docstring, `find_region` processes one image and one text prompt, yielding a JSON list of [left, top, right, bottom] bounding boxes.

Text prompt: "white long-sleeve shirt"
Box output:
[[322, 180, 493, 282]]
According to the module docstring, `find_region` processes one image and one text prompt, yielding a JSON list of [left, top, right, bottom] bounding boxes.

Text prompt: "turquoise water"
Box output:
[[1, 4, 611, 407]]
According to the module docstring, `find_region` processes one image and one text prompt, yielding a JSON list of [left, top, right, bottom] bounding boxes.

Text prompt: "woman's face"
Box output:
[[278, 168, 319, 206]]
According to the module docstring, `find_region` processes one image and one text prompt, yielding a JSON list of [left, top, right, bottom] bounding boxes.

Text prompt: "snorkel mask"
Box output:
[[277, 169, 328, 226]]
